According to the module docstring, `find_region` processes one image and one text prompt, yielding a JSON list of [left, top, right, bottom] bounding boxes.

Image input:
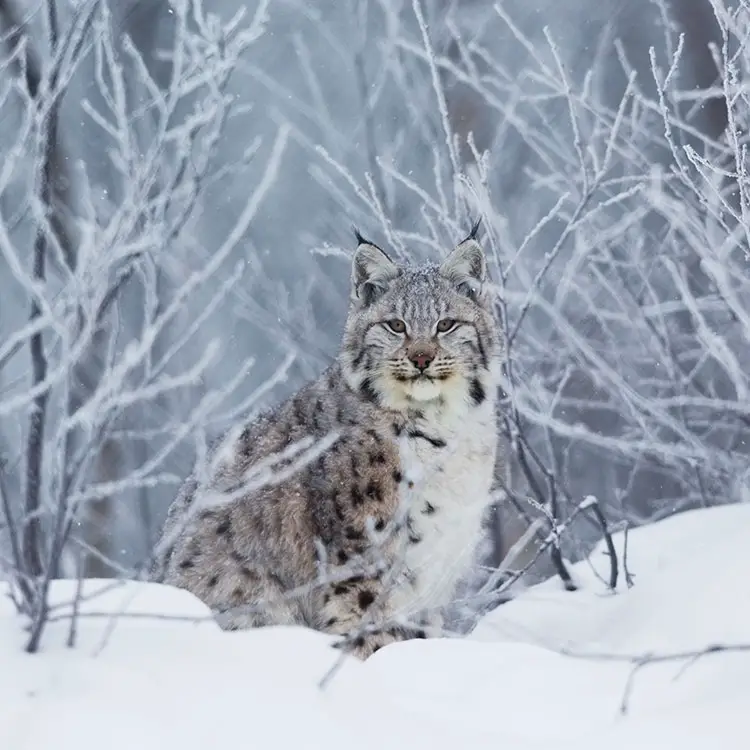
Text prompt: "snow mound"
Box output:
[[3, 503, 749, 750]]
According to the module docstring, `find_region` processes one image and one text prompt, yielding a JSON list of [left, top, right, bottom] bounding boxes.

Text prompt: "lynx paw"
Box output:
[[333, 623, 429, 660]]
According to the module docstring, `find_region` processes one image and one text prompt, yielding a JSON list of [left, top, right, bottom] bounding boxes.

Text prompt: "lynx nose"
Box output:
[[409, 351, 433, 372]]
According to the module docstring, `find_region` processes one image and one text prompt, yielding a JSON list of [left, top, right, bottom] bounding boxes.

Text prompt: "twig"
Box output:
[[66, 546, 85, 648], [559, 643, 750, 715], [622, 522, 635, 588], [0, 456, 33, 607], [581, 495, 618, 590]]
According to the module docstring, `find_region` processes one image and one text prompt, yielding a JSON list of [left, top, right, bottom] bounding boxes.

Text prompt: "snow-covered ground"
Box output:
[[3, 503, 749, 750]]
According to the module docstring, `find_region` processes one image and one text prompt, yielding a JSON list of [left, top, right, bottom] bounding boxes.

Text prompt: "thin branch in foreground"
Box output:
[[622, 522, 635, 588], [66, 546, 84, 648], [559, 643, 750, 715], [468, 494, 619, 614], [0, 457, 33, 608], [503, 413, 577, 590], [580, 495, 618, 590]]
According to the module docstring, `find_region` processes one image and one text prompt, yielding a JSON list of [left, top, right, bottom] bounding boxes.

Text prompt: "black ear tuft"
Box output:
[[353, 226, 369, 246], [467, 216, 482, 242]]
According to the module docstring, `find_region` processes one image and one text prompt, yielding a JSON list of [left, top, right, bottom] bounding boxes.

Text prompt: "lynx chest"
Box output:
[[392, 403, 497, 616]]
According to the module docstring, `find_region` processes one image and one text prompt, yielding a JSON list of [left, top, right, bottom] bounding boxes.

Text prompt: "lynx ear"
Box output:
[[440, 222, 486, 301], [351, 229, 399, 306]]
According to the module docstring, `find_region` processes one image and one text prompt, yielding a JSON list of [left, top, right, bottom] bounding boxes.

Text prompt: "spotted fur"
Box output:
[[150, 228, 504, 659]]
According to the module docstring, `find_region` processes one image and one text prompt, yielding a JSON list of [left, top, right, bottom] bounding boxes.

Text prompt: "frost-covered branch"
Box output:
[[3, 0, 750, 652], [275, 0, 750, 601], [0, 0, 298, 652]]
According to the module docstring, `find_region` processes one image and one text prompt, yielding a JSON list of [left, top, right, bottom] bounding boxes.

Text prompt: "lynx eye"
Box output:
[[436, 318, 457, 333], [385, 319, 406, 334]]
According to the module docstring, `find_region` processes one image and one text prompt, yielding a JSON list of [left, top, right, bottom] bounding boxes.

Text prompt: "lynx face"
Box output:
[[341, 231, 501, 412]]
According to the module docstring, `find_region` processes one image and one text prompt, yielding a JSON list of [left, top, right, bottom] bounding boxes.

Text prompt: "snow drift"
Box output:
[[3, 503, 749, 749]]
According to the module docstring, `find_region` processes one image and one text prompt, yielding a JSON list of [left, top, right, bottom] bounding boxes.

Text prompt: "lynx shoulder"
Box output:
[[150, 226, 504, 658]]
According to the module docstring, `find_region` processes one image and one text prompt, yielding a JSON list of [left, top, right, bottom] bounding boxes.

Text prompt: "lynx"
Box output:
[[150, 224, 504, 658]]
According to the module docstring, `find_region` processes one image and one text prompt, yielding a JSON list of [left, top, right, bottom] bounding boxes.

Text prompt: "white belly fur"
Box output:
[[392, 399, 496, 618]]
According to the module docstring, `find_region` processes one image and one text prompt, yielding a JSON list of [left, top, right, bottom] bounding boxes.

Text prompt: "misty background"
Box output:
[[1, 0, 746, 603]]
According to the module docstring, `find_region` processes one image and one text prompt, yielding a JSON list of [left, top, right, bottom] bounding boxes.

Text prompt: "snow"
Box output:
[[3, 503, 750, 750]]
